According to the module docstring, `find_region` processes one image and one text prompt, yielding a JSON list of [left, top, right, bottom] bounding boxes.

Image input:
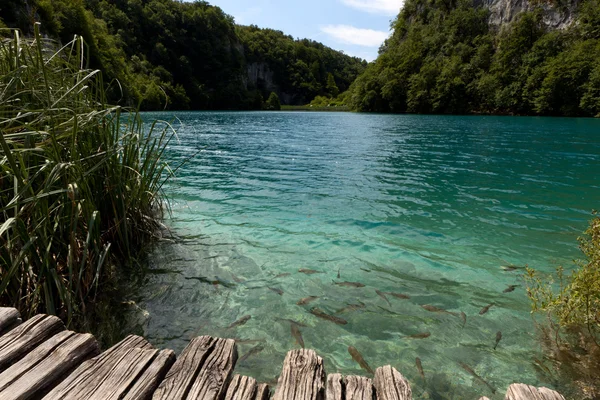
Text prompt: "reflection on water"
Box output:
[[137, 112, 600, 399]]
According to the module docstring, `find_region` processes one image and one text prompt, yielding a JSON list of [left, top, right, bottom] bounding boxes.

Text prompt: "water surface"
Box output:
[[138, 112, 600, 399]]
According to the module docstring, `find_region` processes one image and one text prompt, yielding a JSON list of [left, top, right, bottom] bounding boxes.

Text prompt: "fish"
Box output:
[[416, 357, 425, 379], [501, 265, 521, 271], [387, 292, 411, 299], [239, 345, 264, 362], [459, 362, 496, 394], [310, 307, 348, 325], [337, 268, 341, 279], [269, 287, 284, 296], [406, 332, 431, 339], [297, 296, 319, 305], [503, 285, 518, 293], [335, 302, 366, 314], [360, 268, 371, 272], [460, 312, 467, 328], [421, 304, 459, 317], [276, 318, 309, 327], [299, 269, 322, 275], [494, 331, 502, 350], [334, 281, 365, 288], [227, 315, 251, 329], [291, 323, 305, 348], [533, 358, 553, 376], [479, 303, 494, 315], [275, 273, 291, 278], [348, 346, 374, 374], [231, 274, 244, 283], [376, 290, 391, 306]]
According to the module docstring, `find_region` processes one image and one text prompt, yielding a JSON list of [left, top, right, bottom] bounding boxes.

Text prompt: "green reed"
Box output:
[[0, 24, 174, 327]]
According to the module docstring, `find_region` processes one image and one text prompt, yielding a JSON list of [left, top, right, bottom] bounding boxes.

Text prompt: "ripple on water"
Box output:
[[139, 112, 600, 399]]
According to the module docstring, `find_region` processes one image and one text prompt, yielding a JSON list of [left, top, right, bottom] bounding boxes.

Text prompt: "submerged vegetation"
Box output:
[[0, 26, 173, 334], [348, 0, 600, 117]]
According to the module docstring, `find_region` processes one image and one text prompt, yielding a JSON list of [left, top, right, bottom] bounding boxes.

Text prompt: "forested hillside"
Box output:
[[0, 0, 366, 110], [348, 0, 600, 117]]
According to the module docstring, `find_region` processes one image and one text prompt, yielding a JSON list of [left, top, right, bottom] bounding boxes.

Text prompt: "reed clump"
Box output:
[[0, 24, 173, 328]]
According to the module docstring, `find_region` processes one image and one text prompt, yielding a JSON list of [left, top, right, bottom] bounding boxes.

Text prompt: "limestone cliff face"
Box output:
[[245, 62, 295, 104], [477, 0, 580, 28]]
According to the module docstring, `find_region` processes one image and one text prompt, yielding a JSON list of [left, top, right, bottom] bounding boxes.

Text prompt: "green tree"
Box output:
[[326, 73, 339, 97], [265, 92, 281, 110]]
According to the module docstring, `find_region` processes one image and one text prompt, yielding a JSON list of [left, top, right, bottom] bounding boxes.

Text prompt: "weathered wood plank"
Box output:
[[505, 384, 543, 400], [273, 349, 325, 400], [255, 383, 270, 400], [537, 387, 565, 400], [152, 336, 216, 400], [505, 384, 566, 400], [85, 347, 160, 400], [373, 366, 412, 400], [0, 314, 64, 372], [0, 331, 98, 400], [122, 349, 176, 400], [43, 334, 152, 400], [0, 308, 21, 335], [326, 374, 343, 400], [345, 376, 373, 400], [187, 337, 238, 400], [478, 397, 491, 400], [225, 375, 258, 400]]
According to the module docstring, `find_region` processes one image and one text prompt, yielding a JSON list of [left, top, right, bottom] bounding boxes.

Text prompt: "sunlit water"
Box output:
[[136, 112, 600, 399]]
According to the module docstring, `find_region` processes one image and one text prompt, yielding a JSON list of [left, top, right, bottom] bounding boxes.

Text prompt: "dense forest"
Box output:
[[348, 0, 600, 116], [0, 0, 366, 110]]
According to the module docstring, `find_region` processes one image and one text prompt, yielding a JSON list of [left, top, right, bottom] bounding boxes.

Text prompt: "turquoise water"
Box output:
[[138, 112, 600, 399]]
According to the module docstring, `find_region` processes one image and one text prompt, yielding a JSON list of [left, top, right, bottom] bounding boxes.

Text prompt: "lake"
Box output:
[[137, 112, 600, 399]]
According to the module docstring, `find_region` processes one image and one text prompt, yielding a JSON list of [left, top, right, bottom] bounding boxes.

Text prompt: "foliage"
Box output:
[[265, 92, 281, 110], [348, 0, 600, 116], [526, 214, 600, 343], [2, 0, 366, 110], [236, 25, 366, 105], [0, 26, 173, 328]]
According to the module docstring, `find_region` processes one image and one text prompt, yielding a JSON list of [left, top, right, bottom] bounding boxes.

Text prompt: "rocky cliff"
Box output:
[[477, 0, 580, 28]]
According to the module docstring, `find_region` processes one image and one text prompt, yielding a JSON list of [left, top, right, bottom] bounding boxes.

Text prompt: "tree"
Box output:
[[326, 73, 339, 97], [265, 92, 281, 110]]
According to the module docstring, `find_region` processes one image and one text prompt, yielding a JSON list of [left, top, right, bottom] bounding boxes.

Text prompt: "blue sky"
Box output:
[[206, 0, 404, 61]]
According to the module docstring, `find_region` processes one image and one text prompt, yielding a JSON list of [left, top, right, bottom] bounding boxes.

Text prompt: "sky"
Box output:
[[205, 0, 405, 61]]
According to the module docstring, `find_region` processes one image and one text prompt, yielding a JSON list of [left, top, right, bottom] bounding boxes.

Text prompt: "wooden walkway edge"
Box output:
[[0, 307, 566, 400]]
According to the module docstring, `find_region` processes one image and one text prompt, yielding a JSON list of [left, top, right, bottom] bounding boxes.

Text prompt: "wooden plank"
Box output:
[[225, 375, 258, 400], [152, 336, 216, 400], [122, 349, 176, 400], [0, 308, 21, 335], [373, 366, 412, 400], [273, 349, 325, 400], [326, 374, 343, 400], [345, 376, 373, 400], [187, 337, 238, 400], [85, 347, 160, 400], [505, 384, 543, 400], [0, 314, 64, 372], [255, 383, 270, 400], [0, 331, 98, 400], [537, 387, 565, 400], [478, 398, 491, 400], [44, 335, 153, 400]]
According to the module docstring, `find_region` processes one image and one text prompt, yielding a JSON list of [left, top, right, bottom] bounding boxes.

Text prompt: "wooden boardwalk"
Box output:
[[0, 307, 566, 400]]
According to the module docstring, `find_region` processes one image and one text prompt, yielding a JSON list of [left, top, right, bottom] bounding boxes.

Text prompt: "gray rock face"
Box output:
[[246, 62, 295, 105], [476, 0, 579, 28]]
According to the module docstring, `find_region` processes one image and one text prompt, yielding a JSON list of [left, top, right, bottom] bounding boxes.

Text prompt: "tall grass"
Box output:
[[0, 24, 174, 328]]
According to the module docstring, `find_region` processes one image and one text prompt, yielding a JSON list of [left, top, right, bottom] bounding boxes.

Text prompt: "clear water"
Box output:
[[137, 112, 600, 399]]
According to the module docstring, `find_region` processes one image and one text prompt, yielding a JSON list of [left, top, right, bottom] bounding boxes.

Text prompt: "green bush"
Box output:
[[0, 26, 173, 327], [526, 213, 600, 345], [265, 92, 281, 110]]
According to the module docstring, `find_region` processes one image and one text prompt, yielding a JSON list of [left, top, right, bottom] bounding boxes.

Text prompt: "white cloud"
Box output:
[[340, 0, 403, 15], [320, 25, 389, 47]]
